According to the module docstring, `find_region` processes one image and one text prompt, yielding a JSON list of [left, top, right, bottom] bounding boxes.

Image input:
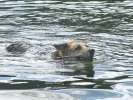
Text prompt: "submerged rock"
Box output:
[[6, 41, 31, 54]]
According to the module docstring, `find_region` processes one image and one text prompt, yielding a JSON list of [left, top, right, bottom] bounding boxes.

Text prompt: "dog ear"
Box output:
[[53, 43, 68, 50]]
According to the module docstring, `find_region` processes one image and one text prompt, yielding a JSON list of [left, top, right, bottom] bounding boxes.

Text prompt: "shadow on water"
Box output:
[[0, 75, 129, 90], [0, 61, 93, 89], [0, 60, 94, 90], [0, 61, 120, 90]]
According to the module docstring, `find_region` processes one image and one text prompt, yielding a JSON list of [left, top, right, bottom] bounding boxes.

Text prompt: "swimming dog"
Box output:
[[52, 40, 95, 61]]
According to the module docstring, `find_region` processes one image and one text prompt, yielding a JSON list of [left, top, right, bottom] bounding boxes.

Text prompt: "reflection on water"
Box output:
[[0, 0, 133, 99]]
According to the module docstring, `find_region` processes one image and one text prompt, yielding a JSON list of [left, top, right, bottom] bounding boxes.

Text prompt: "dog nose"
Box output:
[[89, 49, 95, 61]]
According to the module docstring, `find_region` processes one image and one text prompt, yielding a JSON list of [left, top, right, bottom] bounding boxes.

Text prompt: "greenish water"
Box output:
[[0, 0, 133, 99]]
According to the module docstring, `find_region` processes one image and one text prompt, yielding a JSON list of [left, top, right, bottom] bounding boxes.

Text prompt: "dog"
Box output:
[[52, 40, 95, 61]]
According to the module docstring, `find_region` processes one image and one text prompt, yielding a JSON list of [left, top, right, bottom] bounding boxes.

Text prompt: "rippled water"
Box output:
[[0, 0, 133, 99]]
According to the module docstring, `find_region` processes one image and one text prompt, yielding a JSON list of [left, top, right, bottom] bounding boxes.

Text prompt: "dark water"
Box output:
[[0, 0, 133, 99]]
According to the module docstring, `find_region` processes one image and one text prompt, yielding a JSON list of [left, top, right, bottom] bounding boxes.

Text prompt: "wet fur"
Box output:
[[53, 40, 95, 61]]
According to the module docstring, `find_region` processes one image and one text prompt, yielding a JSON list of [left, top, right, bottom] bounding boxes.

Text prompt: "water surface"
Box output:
[[0, 0, 133, 100]]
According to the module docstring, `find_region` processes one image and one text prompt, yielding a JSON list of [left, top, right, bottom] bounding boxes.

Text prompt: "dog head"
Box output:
[[53, 40, 85, 51]]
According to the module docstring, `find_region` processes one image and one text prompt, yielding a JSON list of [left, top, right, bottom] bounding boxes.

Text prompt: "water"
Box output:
[[0, 0, 133, 99]]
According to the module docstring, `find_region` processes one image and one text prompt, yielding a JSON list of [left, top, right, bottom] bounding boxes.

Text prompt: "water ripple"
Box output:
[[0, 0, 133, 99]]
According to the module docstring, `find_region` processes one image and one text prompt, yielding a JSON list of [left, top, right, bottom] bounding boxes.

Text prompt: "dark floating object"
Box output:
[[52, 40, 95, 61], [6, 41, 31, 54]]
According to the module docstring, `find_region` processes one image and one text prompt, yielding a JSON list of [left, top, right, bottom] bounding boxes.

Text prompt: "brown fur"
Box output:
[[52, 40, 94, 61]]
